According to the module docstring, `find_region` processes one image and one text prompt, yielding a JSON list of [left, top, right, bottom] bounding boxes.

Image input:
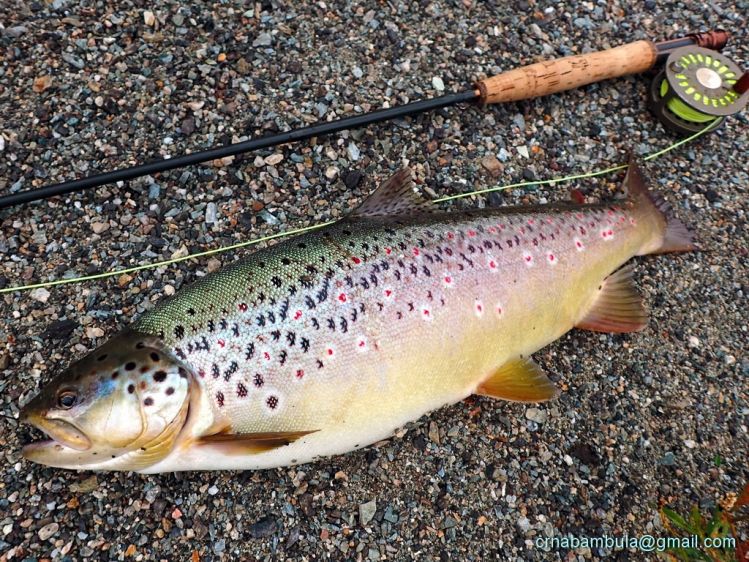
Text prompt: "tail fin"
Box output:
[[624, 158, 697, 254]]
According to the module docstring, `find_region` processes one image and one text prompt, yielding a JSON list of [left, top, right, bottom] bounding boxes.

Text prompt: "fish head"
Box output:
[[21, 330, 192, 471]]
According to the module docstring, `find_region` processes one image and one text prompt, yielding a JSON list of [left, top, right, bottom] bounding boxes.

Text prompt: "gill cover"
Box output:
[[21, 330, 191, 471]]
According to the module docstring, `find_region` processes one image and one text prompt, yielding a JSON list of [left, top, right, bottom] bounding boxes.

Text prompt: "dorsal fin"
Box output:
[[349, 168, 433, 218]]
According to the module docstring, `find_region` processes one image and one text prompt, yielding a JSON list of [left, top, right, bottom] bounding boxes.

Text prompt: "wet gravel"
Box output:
[[1, 0, 747, 560]]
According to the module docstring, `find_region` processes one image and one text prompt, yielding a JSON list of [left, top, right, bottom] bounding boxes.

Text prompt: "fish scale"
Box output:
[[20, 163, 696, 472]]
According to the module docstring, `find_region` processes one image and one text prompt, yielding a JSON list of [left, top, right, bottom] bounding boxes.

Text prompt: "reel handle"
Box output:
[[475, 40, 658, 104]]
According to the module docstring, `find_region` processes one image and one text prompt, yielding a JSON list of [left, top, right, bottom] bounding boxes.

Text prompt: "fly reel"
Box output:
[[649, 46, 748, 135]]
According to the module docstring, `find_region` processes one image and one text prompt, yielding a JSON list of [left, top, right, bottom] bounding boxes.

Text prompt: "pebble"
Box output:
[[30, 288, 51, 303], [517, 146, 530, 159], [525, 408, 547, 423], [688, 336, 700, 348], [253, 33, 272, 47], [325, 166, 339, 180], [432, 77, 445, 91], [91, 222, 109, 234], [38, 522, 59, 541], [352, 66, 363, 79], [264, 154, 284, 166], [205, 202, 217, 224], [359, 500, 376, 526], [347, 142, 361, 161]]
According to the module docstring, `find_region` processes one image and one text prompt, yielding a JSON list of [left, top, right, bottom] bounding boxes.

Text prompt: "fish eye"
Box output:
[[57, 390, 78, 409]]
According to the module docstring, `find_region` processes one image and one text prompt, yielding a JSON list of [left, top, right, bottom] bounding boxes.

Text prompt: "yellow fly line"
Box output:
[[0, 124, 713, 295]]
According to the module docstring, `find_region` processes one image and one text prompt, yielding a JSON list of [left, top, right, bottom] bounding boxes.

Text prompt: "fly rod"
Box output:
[[0, 30, 734, 211]]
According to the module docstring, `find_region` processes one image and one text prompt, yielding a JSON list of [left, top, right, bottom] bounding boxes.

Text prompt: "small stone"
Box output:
[[258, 210, 279, 225], [325, 166, 339, 180], [344, 170, 363, 189], [428, 421, 440, 444], [480, 154, 503, 178], [3, 26, 28, 39], [118, 274, 133, 287], [148, 184, 161, 199], [181, 117, 196, 136], [253, 33, 272, 47], [497, 148, 509, 162], [264, 154, 284, 166], [33, 76, 53, 93], [212, 539, 225, 554], [432, 76, 445, 91], [208, 485, 219, 495], [684, 439, 697, 449], [688, 336, 700, 348], [352, 66, 363, 79], [143, 10, 156, 27], [206, 258, 222, 273], [347, 142, 361, 161], [43, 319, 78, 340], [205, 202, 217, 224], [38, 522, 59, 541], [248, 516, 277, 538], [0, 353, 9, 370], [517, 516, 531, 532], [517, 145, 530, 159], [86, 327, 105, 339], [359, 500, 376, 526], [30, 288, 51, 303], [525, 407, 547, 423], [163, 285, 175, 296], [512, 113, 526, 131], [91, 222, 109, 234], [660, 451, 676, 466]]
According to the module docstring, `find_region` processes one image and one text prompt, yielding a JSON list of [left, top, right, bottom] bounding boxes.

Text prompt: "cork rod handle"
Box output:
[[475, 40, 658, 104]]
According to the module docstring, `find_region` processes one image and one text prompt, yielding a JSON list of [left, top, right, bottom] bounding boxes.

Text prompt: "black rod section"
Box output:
[[0, 90, 478, 210]]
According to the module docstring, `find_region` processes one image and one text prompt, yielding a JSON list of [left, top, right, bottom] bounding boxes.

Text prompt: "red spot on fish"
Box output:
[[351, 256, 361, 264], [447, 232, 455, 240], [327, 348, 334, 356], [422, 307, 432, 320], [548, 253, 557, 265], [238, 303, 248, 312], [527, 219, 535, 225], [218, 339, 226, 348], [488, 226, 496, 234], [264, 351, 271, 361], [294, 310, 303, 320], [608, 229, 613, 236], [499, 224, 506, 230], [385, 247, 392, 255], [496, 304, 503, 316], [413, 247, 420, 256], [296, 369, 304, 379], [385, 289, 393, 297], [475, 300, 484, 317], [467, 230, 477, 237], [546, 217, 554, 224], [488, 260, 497, 270], [198, 368, 206, 378], [338, 293, 347, 303], [444, 276, 453, 286]]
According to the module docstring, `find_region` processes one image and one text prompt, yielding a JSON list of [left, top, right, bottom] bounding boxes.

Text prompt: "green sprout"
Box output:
[[660, 483, 748, 562]]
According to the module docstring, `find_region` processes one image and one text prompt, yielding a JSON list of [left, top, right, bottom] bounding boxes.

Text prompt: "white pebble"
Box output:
[[688, 336, 700, 348], [347, 142, 360, 161], [517, 146, 530, 159], [684, 439, 697, 449], [432, 76, 445, 91], [352, 66, 363, 79], [563, 454, 574, 466], [208, 485, 219, 495], [30, 288, 50, 303], [264, 153, 283, 166], [325, 166, 339, 180]]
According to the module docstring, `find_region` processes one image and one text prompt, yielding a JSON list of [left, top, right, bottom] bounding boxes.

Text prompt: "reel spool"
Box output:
[[648, 46, 748, 135]]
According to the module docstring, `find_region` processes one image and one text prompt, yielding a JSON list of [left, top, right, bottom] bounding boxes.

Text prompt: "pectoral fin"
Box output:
[[576, 263, 647, 333], [476, 357, 559, 403], [196, 430, 318, 455]]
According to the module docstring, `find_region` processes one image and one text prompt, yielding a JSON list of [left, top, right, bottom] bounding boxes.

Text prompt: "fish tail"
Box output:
[[625, 159, 698, 255]]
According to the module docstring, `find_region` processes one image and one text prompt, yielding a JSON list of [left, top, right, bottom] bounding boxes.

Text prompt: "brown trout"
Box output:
[[20, 161, 694, 472]]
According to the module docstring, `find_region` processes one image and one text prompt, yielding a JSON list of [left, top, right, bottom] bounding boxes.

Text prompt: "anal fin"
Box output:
[[476, 357, 559, 403], [576, 263, 647, 333], [196, 430, 317, 456]]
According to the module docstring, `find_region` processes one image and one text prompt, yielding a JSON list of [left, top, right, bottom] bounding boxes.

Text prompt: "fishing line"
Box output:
[[0, 123, 714, 295]]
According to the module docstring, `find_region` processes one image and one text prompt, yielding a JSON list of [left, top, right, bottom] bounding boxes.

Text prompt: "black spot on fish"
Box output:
[[224, 362, 238, 381], [174, 347, 186, 360], [174, 325, 185, 339], [212, 364, 220, 378], [127, 384, 135, 394], [111, 371, 119, 379], [311, 318, 320, 330], [245, 343, 255, 360], [301, 338, 310, 352], [266, 395, 279, 410], [136, 342, 146, 349], [144, 397, 154, 406], [327, 318, 336, 331], [267, 311, 276, 324], [125, 362, 136, 371], [150, 352, 160, 362], [187, 308, 196, 316], [97, 354, 108, 362], [232, 324, 240, 337], [316, 359, 324, 369], [153, 371, 167, 383], [256, 315, 266, 327], [271, 276, 282, 288], [305, 296, 316, 310], [271, 330, 281, 341], [216, 392, 225, 407], [286, 331, 296, 346], [279, 350, 287, 365], [208, 320, 216, 333], [237, 382, 248, 398], [166, 387, 175, 395], [281, 257, 291, 266], [253, 373, 264, 388]]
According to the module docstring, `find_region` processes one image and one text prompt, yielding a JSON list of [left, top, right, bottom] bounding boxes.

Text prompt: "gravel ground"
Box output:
[[1, 0, 747, 560]]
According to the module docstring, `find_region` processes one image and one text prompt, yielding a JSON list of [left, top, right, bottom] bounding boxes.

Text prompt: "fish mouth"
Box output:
[[20, 412, 92, 456]]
